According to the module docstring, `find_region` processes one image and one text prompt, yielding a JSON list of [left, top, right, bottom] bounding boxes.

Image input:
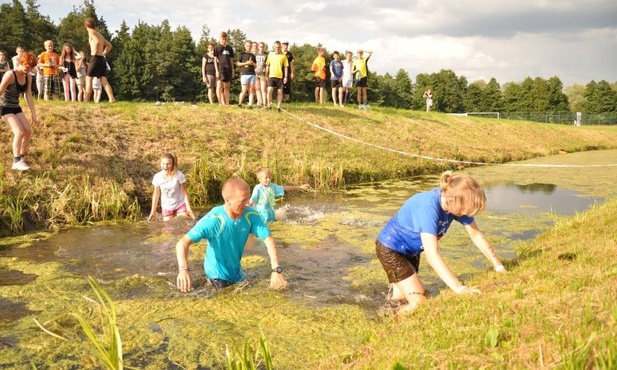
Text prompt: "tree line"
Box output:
[[1, 0, 616, 114]]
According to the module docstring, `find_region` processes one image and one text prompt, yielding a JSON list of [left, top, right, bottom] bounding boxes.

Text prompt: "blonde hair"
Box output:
[[255, 167, 271, 177], [439, 171, 486, 216], [161, 152, 178, 175]]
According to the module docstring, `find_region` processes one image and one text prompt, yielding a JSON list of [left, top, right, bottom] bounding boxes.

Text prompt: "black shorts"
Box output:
[[1, 106, 23, 116], [208, 278, 233, 290], [87, 55, 107, 78], [268, 77, 283, 89], [283, 77, 292, 94], [219, 69, 232, 82], [375, 240, 420, 283], [314, 77, 325, 88], [356, 77, 368, 88], [330, 79, 342, 89]]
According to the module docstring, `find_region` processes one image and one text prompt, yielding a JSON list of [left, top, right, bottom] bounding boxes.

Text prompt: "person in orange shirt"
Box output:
[[38, 40, 60, 101], [311, 47, 326, 104]]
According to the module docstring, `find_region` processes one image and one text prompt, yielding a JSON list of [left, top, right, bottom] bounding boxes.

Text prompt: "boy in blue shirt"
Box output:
[[249, 167, 311, 223]]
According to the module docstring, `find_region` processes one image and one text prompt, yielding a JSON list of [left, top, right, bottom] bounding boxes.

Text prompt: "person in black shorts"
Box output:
[[214, 32, 235, 106], [84, 17, 115, 102], [281, 41, 294, 102]]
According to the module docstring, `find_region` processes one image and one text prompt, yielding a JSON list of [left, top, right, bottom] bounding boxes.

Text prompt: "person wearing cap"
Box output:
[[281, 41, 294, 102], [351, 49, 372, 109]]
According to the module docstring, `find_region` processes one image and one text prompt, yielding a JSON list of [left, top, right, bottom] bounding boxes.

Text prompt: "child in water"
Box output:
[[148, 153, 195, 221], [376, 171, 506, 314], [249, 167, 311, 222]]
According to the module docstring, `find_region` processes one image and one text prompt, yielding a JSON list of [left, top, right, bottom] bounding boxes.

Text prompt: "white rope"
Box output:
[[281, 108, 617, 168]]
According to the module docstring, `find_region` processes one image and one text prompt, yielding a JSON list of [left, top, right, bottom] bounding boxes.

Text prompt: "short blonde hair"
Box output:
[[439, 171, 486, 216]]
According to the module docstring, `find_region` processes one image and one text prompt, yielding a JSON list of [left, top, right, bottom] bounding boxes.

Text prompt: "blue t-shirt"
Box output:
[[250, 183, 285, 222], [377, 189, 475, 255], [186, 205, 271, 283], [330, 60, 344, 80]]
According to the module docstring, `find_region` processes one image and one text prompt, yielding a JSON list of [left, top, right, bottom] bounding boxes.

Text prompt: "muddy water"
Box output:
[[0, 150, 613, 321]]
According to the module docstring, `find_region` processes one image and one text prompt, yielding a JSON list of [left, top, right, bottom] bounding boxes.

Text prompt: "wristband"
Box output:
[[455, 285, 467, 294], [495, 265, 505, 272]]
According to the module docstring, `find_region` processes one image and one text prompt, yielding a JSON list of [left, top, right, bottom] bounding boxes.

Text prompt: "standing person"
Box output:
[[59, 43, 77, 102], [35, 53, 44, 100], [201, 43, 217, 105], [423, 89, 433, 112], [38, 40, 60, 101], [254, 42, 267, 107], [175, 178, 287, 292], [214, 32, 234, 106], [148, 152, 195, 222], [311, 47, 326, 104], [265, 40, 288, 113], [352, 49, 373, 109], [375, 171, 507, 314], [84, 17, 115, 103], [329, 51, 344, 107], [75, 51, 87, 102], [341, 51, 353, 106], [237, 40, 256, 108], [249, 167, 311, 223], [11, 47, 24, 70], [281, 41, 294, 103], [0, 51, 38, 171], [250, 41, 261, 106], [0, 51, 10, 82]]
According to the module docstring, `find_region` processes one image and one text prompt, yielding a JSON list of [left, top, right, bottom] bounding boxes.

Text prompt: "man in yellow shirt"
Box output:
[[265, 41, 289, 112], [352, 49, 373, 109], [311, 48, 326, 104]]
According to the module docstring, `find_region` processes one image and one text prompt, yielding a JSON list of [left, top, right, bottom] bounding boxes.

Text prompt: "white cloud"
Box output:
[[34, 0, 617, 86]]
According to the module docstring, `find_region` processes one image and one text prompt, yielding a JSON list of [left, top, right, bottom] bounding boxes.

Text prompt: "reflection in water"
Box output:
[[486, 183, 600, 215]]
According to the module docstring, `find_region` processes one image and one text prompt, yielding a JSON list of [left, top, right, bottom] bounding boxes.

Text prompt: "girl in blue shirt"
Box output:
[[376, 171, 506, 314]]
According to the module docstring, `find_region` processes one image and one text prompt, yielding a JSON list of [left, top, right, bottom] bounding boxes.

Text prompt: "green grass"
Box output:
[[2, 102, 617, 234]]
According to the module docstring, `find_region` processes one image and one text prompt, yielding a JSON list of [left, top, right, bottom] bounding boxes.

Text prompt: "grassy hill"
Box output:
[[2, 101, 617, 234]]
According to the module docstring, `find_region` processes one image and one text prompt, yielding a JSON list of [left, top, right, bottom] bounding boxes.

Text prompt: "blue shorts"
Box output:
[[241, 75, 256, 85]]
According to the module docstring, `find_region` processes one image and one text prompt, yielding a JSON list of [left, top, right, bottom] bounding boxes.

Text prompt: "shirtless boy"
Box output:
[[84, 17, 115, 103]]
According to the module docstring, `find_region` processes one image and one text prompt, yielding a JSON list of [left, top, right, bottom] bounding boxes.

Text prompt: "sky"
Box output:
[[34, 0, 617, 87]]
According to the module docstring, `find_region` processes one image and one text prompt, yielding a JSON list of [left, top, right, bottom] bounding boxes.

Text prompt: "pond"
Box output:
[[2, 150, 611, 324]]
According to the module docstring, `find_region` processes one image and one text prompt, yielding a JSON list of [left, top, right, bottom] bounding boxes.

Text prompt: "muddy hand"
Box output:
[[270, 272, 287, 290]]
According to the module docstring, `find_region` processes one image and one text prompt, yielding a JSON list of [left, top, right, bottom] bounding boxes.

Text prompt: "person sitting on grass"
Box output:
[[175, 178, 287, 291], [249, 167, 311, 223], [375, 170, 507, 314]]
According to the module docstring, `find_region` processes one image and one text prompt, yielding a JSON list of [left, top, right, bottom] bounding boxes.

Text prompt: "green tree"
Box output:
[[584, 80, 617, 113], [484, 78, 504, 112], [565, 84, 585, 112], [464, 80, 485, 112]]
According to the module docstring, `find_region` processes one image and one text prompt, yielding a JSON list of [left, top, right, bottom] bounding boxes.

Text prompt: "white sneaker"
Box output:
[[12, 159, 30, 171]]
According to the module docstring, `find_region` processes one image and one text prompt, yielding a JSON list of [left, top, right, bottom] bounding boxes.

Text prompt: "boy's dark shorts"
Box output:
[[219, 68, 232, 82], [283, 77, 292, 94], [375, 240, 420, 283], [356, 77, 368, 87], [268, 77, 283, 89], [330, 79, 342, 89], [87, 55, 107, 78], [314, 77, 325, 88]]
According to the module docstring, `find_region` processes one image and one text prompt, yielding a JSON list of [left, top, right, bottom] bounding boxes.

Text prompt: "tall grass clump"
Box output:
[[34, 276, 123, 370], [225, 330, 273, 370]]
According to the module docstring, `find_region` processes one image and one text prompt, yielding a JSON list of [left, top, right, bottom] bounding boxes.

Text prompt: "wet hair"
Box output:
[[19, 52, 38, 69], [222, 178, 250, 201], [439, 171, 486, 216], [255, 167, 271, 178], [161, 153, 178, 175], [84, 17, 95, 29]]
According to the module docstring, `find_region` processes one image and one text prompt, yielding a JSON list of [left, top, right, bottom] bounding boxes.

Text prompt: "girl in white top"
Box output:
[[341, 51, 354, 106], [148, 153, 195, 221]]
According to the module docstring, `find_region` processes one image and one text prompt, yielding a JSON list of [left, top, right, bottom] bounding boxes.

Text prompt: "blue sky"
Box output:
[[34, 0, 617, 87]]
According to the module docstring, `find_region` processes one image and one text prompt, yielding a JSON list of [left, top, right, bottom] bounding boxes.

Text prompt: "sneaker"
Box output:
[[277, 107, 281, 113], [248, 105, 253, 110], [358, 104, 363, 109], [12, 159, 30, 171]]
